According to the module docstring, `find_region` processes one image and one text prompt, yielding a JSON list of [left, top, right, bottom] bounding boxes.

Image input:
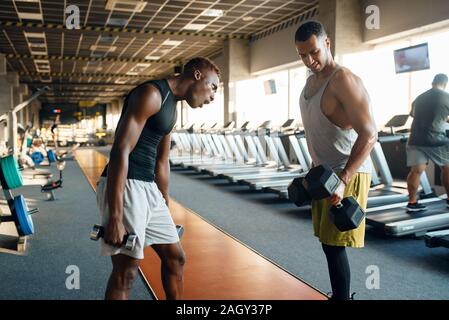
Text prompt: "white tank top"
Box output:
[[299, 66, 372, 174]]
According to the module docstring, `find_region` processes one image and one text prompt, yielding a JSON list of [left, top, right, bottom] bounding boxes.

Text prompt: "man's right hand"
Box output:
[[104, 218, 126, 247]]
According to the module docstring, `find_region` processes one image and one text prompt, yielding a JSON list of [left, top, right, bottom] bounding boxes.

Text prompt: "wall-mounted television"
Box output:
[[394, 43, 430, 74], [263, 79, 277, 95]]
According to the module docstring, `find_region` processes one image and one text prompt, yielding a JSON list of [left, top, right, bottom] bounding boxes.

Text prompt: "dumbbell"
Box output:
[[90, 224, 185, 250], [288, 176, 311, 207], [288, 165, 365, 232], [90, 224, 137, 251], [176, 225, 184, 239]]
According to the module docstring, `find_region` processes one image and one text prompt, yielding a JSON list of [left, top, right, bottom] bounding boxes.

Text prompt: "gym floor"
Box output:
[[1, 146, 447, 300]]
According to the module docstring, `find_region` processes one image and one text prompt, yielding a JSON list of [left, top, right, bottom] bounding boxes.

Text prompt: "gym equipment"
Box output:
[[424, 229, 449, 248], [41, 179, 63, 192], [176, 225, 184, 238], [365, 195, 449, 237], [90, 224, 137, 251], [288, 177, 311, 207], [0, 155, 23, 190], [31, 151, 44, 165], [90, 224, 185, 251], [288, 165, 365, 231], [0, 195, 38, 236], [47, 150, 57, 163], [41, 161, 65, 200]]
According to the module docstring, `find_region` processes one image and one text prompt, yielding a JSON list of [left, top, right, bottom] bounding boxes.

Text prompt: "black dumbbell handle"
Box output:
[[93, 225, 135, 247]]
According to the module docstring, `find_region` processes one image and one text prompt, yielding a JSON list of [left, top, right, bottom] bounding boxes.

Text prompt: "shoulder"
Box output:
[[124, 82, 163, 118], [129, 82, 162, 103], [332, 67, 362, 87]]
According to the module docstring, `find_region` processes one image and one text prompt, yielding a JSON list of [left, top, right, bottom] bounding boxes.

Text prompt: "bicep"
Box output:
[[335, 74, 375, 134]]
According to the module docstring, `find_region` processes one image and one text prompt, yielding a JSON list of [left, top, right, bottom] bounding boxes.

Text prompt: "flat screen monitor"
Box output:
[[394, 43, 430, 74]]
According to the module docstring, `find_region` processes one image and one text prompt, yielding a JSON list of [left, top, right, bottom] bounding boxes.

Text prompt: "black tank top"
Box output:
[[102, 79, 177, 181]]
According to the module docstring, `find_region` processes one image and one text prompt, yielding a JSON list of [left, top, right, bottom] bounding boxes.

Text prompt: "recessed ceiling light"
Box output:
[[184, 23, 207, 31], [209, 39, 218, 43], [126, 63, 151, 75], [202, 9, 224, 17], [90, 45, 117, 52], [162, 39, 184, 47], [18, 12, 43, 20], [145, 55, 161, 60], [105, 0, 147, 13], [115, 78, 127, 84], [242, 16, 254, 21]]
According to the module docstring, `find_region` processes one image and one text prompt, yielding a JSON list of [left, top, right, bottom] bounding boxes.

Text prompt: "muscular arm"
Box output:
[[107, 85, 162, 222], [155, 133, 171, 205], [333, 70, 378, 184]]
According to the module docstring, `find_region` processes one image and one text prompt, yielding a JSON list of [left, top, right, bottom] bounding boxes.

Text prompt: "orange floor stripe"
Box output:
[[75, 148, 327, 300]]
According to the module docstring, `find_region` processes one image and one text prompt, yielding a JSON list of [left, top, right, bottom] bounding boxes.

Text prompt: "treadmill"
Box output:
[[219, 120, 302, 182], [177, 121, 238, 168], [191, 121, 261, 172], [240, 127, 311, 189], [204, 121, 283, 178], [366, 195, 449, 237], [424, 229, 449, 248]]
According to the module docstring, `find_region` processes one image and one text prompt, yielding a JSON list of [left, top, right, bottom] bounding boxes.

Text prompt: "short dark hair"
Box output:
[[295, 21, 327, 42], [183, 57, 221, 78], [432, 73, 448, 85]]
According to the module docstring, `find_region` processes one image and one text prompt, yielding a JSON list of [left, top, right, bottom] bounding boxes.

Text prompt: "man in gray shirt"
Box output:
[[406, 73, 449, 212]]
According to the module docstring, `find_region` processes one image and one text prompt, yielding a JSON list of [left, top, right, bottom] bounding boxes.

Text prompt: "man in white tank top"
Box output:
[[294, 21, 377, 300]]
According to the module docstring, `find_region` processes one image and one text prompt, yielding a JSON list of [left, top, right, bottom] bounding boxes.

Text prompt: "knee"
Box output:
[[111, 267, 138, 290], [410, 166, 426, 175], [164, 249, 186, 269]]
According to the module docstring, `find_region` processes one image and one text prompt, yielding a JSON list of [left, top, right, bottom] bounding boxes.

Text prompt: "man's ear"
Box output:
[[325, 36, 330, 49], [194, 69, 202, 80]]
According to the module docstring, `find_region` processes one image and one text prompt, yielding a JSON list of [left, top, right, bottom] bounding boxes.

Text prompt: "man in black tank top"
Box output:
[[96, 57, 220, 300]]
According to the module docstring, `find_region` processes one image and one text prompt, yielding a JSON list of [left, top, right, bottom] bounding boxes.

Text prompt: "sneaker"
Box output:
[[326, 292, 356, 300], [406, 202, 427, 213]]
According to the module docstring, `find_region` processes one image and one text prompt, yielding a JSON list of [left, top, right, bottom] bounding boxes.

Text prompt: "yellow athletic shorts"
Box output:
[[311, 172, 371, 248]]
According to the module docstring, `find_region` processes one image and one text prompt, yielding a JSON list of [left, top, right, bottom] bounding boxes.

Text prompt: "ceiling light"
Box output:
[[162, 39, 184, 47], [105, 0, 147, 13], [115, 78, 127, 84], [126, 63, 151, 75], [202, 9, 224, 17], [184, 23, 207, 31], [18, 12, 43, 20], [145, 55, 161, 60], [90, 45, 117, 52], [242, 16, 254, 21]]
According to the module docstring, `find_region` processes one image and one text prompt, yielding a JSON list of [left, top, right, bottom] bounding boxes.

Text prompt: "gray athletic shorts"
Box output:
[[406, 144, 449, 167], [96, 177, 179, 259]]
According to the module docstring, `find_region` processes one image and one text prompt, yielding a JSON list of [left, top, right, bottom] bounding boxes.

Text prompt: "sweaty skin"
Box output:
[[296, 35, 377, 205]]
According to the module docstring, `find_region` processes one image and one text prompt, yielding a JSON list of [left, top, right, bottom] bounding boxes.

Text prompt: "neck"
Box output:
[[316, 57, 337, 80], [167, 76, 191, 100], [433, 84, 446, 91]]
